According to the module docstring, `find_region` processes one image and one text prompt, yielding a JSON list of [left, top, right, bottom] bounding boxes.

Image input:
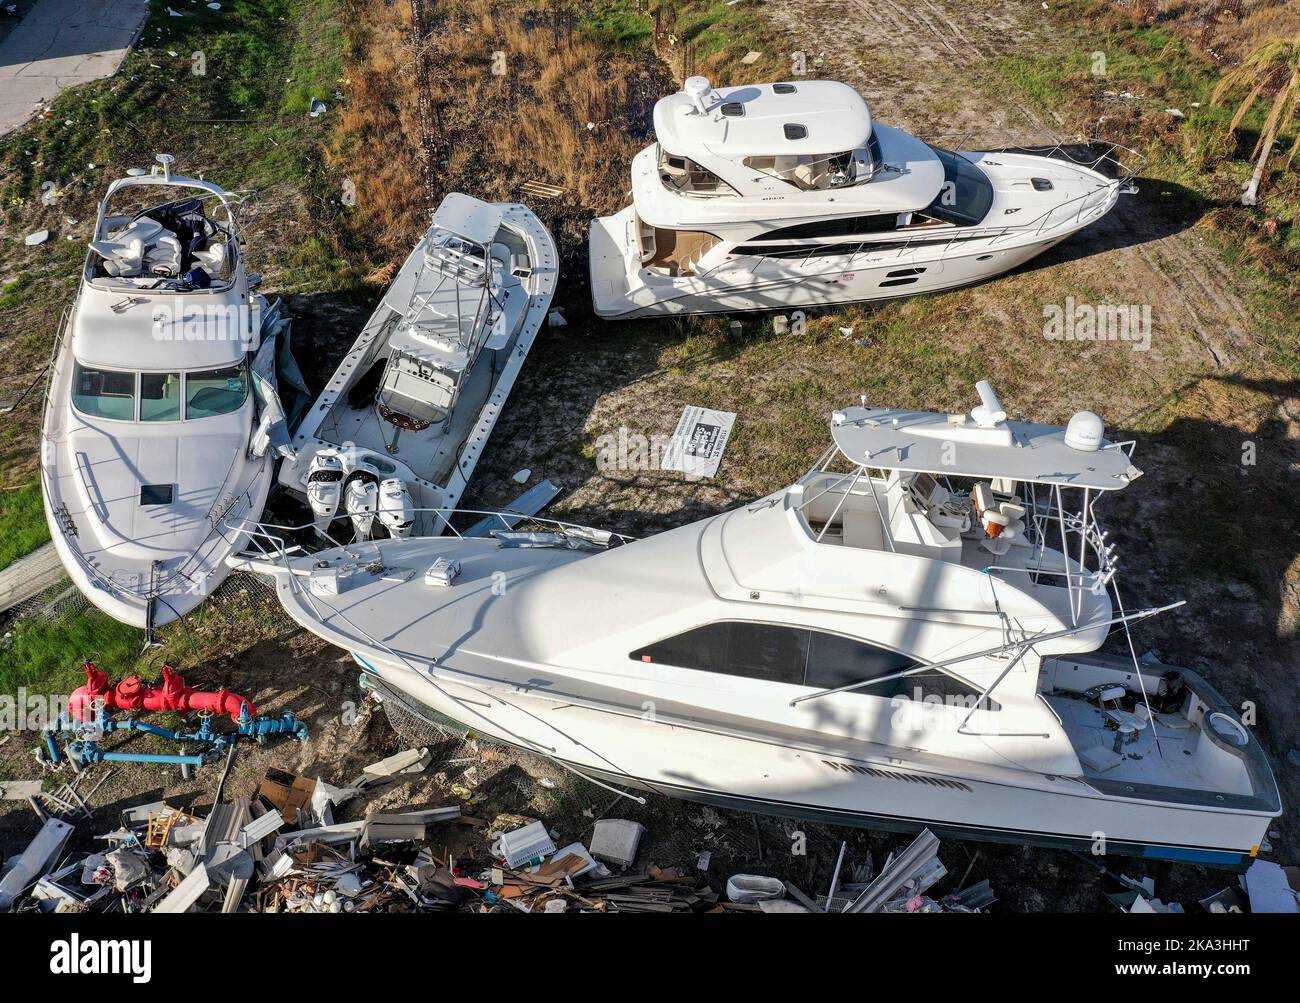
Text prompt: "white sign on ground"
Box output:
[[662, 405, 736, 479]]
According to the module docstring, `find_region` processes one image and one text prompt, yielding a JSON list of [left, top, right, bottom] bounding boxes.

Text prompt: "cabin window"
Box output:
[[139, 372, 182, 422], [71, 364, 136, 421], [632, 621, 996, 707], [743, 150, 869, 191], [804, 631, 917, 690], [632, 622, 809, 685], [657, 148, 738, 197], [752, 215, 898, 241], [922, 147, 994, 226], [184, 363, 249, 419]]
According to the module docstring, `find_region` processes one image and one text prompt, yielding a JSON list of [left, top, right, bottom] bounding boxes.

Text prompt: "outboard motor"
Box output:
[[306, 449, 344, 538], [377, 478, 414, 539], [345, 477, 379, 541]]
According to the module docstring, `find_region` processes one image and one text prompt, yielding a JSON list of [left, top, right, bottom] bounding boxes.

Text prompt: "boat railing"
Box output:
[[726, 136, 1143, 281], [228, 507, 637, 570], [921, 131, 1147, 183]]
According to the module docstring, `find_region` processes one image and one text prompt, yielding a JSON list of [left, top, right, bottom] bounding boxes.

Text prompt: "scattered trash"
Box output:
[[661, 405, 736, 479], [772, 314, 789, 335], [498, 820, 556, 869], [519, 180, 566, 200], [740, 51, 762, 65], [512, 467, 531, 484], [546, 308, 567, 327], [1242, 859, 1300, 914], [25, 229, 50, 245], [309, 98, 327, 118], [1165, 108, 1184, 118], [726, 873, 785, 903], [0, 817, 75, 910], [590, 819, 645, 870]]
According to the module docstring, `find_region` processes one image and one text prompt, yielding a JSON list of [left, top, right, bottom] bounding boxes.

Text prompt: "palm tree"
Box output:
[[1211, 34, 1300, 207]]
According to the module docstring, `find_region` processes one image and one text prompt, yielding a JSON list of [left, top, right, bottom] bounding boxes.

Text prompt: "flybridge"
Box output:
[[828, 381, 1143, 491], [654, 78, 875, 159]]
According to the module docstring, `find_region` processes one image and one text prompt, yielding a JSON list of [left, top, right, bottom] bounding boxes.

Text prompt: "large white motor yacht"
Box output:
[[275, 193, 557, 541], [240, 383, 1279, 867], [590, 78, 1138, 318], [41, 156, 279, 631]]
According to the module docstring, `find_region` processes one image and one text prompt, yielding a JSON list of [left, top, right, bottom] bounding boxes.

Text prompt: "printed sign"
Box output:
[[661, 405, 736, 479]]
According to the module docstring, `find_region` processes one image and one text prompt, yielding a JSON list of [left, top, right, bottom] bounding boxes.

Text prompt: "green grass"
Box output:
[[579, 3, 654, 50], [0, 610, 143, 697], [0, 480, 49, 569], [0, 275, 33, 311]]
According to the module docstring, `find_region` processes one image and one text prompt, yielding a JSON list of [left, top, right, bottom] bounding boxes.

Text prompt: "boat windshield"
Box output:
[[71, 360, 249, 422], [922, 147, 994, 226], [742, 148, 872, 191]]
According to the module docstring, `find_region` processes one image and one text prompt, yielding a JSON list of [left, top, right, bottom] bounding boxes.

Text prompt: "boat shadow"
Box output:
[[1012, 175, 1211, 274]]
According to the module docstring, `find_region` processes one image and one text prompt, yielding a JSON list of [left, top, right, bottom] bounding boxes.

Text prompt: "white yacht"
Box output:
[[240, 384, 1279, 867], [276, 193, 557, 540], [41, 156, 280, 631], [590, 78, 1138, 318]]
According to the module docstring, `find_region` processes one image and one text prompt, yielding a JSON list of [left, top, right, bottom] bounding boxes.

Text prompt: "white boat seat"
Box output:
[[1106, 708, 1149, 732], [90, 219, 182, 278], [842, 507, 884, 550], [378, 355, 458, 427], [1078, 741, 1123, 773]]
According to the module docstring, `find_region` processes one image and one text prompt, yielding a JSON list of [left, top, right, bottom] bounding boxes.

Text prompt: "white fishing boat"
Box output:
[[590, 78, 1140, 318], [276, 193, 558, 540], [238, 383, 1279, 867], [41, 155, 282, 632]]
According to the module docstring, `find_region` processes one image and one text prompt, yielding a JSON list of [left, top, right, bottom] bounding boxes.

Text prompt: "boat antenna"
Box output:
[[154, 153, 175, 182]]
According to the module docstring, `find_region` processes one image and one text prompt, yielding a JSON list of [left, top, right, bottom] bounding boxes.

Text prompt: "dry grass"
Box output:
[[329, 0, 665, 277]]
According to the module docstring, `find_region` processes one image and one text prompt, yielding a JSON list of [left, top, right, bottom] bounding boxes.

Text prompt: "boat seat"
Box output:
[[90, 219, 183, 278], [842, 507, 884, 550], [1106, 708, 1149, 732], [1078, 741, 1123, 773]]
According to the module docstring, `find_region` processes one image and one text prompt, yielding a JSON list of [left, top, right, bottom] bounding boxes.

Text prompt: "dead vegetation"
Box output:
[[331, 0, 666, 285]]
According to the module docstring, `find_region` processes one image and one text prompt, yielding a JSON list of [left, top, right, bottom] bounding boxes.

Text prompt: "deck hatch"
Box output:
[[139, 484, 174, 506]]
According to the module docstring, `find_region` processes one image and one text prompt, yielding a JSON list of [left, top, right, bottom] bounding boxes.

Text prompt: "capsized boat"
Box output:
[[41, 155, 286, 631], [276, 193, 558, 540], [239, 383, 1279, 867], [590, 78, 1140, 318]]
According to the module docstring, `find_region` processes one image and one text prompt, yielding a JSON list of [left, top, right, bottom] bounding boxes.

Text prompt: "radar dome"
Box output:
[[1065, 411, 1104, 452]]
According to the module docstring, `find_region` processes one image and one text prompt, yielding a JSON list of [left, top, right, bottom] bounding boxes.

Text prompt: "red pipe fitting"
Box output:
[[69, 663, 256, 724]]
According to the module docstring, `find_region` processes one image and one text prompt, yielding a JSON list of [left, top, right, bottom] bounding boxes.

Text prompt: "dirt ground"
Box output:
[[1, 0, 1296, 912]]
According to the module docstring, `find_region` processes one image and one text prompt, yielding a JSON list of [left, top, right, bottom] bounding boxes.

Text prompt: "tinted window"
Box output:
[[805, 631, 916, 690], [754, 215, 898, 241], [631, 622, 996, 707], [632, 622, 809, 685], [140, 372, 182, 422], [185, 363, 249, 419], [924, 147, 994, 226], [72, 364, 135, 420], [884, 670, 999, 711]]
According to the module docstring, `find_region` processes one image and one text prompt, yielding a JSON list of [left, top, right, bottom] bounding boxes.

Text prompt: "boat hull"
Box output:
[[590, 204, 1081, 319], [350, 648, 1271, 870]]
